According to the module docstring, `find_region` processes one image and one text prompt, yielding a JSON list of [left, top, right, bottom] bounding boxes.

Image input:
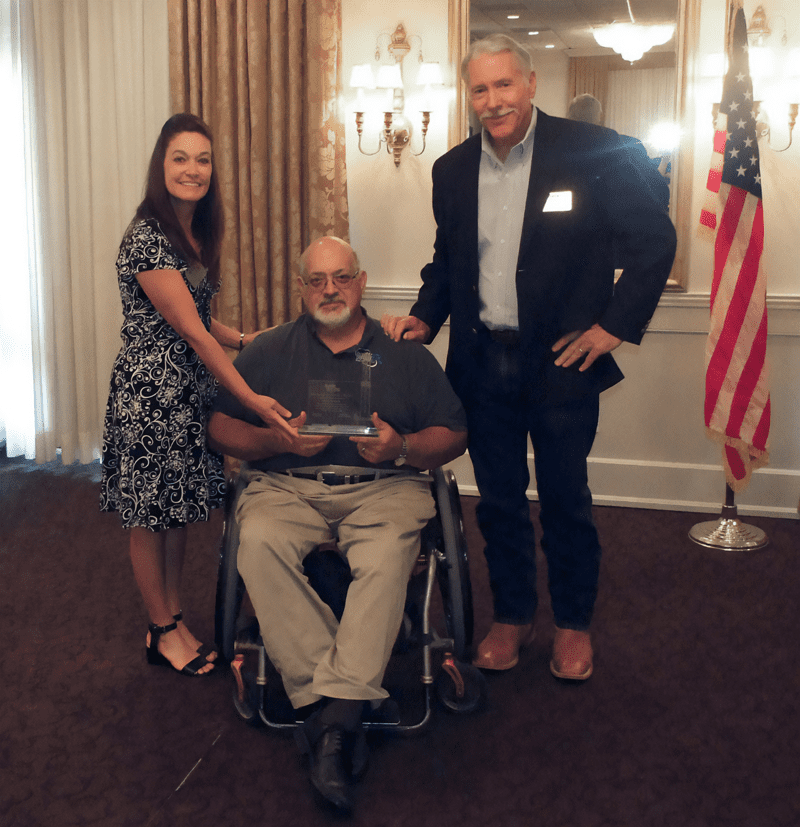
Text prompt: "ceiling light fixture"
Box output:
[[592, 0, 675, 63]]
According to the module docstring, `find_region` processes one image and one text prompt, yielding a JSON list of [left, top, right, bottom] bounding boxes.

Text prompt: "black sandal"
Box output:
[[146, 621, 214, 676], [173, 612, 218, 661]]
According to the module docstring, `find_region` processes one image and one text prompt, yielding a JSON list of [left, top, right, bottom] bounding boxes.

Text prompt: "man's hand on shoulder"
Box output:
[[552, 324, 622, 372], [380, 313, 431, 343]]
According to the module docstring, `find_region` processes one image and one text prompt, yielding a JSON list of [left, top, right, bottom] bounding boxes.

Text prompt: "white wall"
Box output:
[[343, 0, 800, 519], [528, 50, 569, 118]]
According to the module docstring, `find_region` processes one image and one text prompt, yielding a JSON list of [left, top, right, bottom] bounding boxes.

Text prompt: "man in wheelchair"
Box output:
[[207, 237, 467, 814]]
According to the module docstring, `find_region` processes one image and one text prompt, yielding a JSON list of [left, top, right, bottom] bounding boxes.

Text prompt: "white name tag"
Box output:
[[542, 190, 573, 212]]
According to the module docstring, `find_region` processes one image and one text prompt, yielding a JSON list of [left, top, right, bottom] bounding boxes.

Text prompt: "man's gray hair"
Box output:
[[298, 236, 361, 279], [567, 94, 603, 126], [461, 34, 534, 83]]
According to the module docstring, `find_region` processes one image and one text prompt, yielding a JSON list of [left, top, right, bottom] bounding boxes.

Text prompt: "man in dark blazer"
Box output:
[[383, 35, 676, 680]]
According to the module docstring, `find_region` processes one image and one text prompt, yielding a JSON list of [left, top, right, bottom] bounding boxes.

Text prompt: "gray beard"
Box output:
[[313, 302, 352, 329]]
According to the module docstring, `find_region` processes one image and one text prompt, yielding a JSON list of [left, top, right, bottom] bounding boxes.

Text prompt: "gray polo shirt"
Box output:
[[212, 312, 467, 473]]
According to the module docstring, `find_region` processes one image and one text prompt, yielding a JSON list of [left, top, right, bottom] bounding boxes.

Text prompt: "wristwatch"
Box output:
[[394, 437, 408, 467]]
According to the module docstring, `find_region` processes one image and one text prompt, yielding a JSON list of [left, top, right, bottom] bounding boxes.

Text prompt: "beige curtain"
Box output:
[[605, 66, 677, 145], [569, 53, 677, 126], [568, 56, 613, 118], [3, 0, 169, 463], [168, 0, 349, 331]]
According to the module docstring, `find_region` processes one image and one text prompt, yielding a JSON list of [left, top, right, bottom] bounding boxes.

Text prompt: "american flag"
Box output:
[[698, 0, 769, 493]]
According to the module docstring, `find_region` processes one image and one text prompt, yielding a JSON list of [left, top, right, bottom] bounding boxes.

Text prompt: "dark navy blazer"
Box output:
[[410, 109, 678, 406]]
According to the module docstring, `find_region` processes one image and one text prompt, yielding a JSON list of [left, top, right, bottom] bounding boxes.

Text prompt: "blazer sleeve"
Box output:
[[410, 155, 455, 343], [592, 135, 677, 344]]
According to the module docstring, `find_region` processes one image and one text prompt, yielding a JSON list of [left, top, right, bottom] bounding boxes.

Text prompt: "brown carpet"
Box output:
[[2, 450, 799, 827]]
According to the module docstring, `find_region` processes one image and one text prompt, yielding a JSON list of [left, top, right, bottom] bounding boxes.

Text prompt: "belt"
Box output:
[[275, 467, 411, 486], [487, 327, 520, 346]]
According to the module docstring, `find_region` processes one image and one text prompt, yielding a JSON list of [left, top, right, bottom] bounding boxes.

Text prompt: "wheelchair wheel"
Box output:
[[432, 468, 474, 661], [214, 476, 247, 663], [435, 658, 487, 714]]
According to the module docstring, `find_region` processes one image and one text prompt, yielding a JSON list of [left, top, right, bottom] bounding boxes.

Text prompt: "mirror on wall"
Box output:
[[461, 0, 697, 291]]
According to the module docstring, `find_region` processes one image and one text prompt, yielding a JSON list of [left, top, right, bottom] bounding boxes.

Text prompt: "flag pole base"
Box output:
[[689, 504, 768, 550]]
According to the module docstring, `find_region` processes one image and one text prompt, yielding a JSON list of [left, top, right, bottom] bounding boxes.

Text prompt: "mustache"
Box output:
[[318, 295, 343, 306], [480, 107, 516, 121]]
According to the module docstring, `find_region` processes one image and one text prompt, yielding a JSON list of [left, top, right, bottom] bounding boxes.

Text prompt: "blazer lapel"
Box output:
[[519, 110, 561, 255]]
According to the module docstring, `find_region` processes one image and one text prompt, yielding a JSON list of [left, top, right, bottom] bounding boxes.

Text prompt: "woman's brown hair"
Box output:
[[132, 113, 223, 285]]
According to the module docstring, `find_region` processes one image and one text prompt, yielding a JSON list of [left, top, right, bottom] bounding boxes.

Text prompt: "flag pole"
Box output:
[[689, 484, 768, 550], [694, 1, 770, 547]]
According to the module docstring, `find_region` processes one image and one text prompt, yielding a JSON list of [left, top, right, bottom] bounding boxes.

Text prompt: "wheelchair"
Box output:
[[214, 465, 487, 734]]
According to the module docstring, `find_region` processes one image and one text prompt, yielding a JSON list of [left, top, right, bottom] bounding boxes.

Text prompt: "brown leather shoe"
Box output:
[[550, 628, 593, 680], [473, 622, 535, 671]]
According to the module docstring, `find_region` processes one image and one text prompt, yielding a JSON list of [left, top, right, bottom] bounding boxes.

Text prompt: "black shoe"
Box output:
[[295, 719, 354, 814], [172, 612, 218, 661], [364, 697, 401, 725], [145, 622, 214, 676]]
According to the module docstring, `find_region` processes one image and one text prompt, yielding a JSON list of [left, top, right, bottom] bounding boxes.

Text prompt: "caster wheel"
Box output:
[[435, 658, 487, 714], [231, 654, 262, 726]]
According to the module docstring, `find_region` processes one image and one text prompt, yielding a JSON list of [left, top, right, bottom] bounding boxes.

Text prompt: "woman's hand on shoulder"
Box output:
[[242, 327, 275, 349]]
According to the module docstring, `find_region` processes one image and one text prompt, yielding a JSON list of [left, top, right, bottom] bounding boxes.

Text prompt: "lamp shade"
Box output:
[[376, 64, 403, 89], [349, 64, 375, 89], [416, 62, 444, 86]]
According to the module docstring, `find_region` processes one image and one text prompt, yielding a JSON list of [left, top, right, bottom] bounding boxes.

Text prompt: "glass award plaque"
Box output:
[[299, 350, 379, 437]]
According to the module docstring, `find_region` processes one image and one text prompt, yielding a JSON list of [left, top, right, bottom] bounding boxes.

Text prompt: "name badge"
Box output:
[[542, 190, 573, 212]]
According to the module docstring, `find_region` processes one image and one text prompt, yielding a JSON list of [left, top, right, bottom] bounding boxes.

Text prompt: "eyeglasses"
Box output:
[[302, 273, 360, 291]]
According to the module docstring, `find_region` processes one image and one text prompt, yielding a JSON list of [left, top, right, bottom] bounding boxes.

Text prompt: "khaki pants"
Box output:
[[236, 472, 435, 708]]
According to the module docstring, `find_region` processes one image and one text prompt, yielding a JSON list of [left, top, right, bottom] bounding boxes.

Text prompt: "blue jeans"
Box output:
[[464, 334, 602, 630]]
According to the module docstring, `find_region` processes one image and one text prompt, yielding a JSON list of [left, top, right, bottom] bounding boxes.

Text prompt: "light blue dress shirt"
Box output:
[[477, 108, 537, 332]]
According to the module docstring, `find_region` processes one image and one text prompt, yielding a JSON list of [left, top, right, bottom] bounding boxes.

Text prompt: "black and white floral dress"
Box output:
[[100, 219, 226, 530]]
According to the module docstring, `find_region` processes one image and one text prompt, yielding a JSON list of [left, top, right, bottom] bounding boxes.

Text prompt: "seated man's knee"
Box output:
[[345, 527, 422, 581], [236, 515, 309, 585]]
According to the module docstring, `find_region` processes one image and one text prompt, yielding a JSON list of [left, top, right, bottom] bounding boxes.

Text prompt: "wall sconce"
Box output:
[[711, 99, 797, 152], [755, 101, 798, 151], [349, 23, 444, 167], [746, 5, 771, 47], [708, 6, 798, 152], [746, 6, 797, 151]]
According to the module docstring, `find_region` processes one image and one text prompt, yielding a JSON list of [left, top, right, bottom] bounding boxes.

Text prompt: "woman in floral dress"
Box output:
[[101, 113, 293, 676]]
